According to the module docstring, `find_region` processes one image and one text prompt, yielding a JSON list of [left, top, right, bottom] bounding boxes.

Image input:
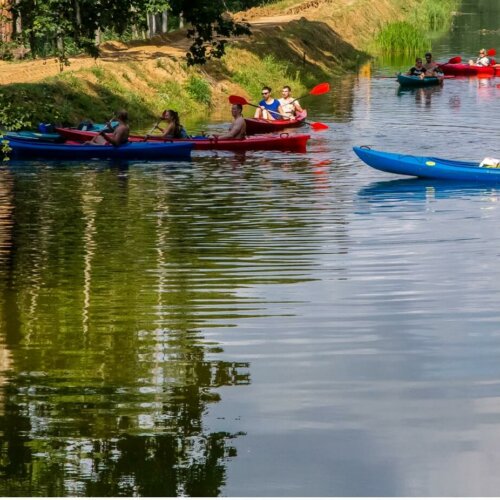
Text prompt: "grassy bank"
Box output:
[[0, 0, 458, 131]]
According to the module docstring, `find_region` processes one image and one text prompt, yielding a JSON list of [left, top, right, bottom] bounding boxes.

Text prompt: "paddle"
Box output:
[[289, 82, 330, 104], [228, 95, 329, 131], [146, 110, 167, 135], [438, 55, 462, 66]]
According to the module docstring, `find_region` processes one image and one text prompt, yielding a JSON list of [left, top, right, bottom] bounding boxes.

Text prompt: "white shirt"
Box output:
[[279, 97, 300, 117]]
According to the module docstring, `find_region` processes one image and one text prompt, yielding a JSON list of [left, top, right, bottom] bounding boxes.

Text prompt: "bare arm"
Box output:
[[217, 117, 246, 139]]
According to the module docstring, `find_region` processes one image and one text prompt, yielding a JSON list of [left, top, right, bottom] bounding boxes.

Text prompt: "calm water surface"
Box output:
[[3, 1, 500, 496]]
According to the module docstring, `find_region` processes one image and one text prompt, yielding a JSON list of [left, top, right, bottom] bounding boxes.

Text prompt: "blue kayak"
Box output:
[[3, 131, 64, 142], [353, 146, 500, 182], [397, 73, 443, 87], [6, 138, 194, 160]]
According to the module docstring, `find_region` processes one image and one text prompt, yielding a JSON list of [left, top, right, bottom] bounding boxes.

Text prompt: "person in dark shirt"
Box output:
[[407, 57, 427, 79]]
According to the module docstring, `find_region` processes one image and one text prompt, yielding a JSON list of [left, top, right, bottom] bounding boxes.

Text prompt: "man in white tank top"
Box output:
[[279, 85, 304, 119]]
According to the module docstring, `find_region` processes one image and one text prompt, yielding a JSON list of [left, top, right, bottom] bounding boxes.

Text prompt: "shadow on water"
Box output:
[[357, 178, 500, 204]]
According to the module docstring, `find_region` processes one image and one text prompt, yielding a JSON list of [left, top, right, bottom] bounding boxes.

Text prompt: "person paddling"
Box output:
[[212, 103, 246, 140], [254, 86, 284, 120], [87, 110, 129, 146], [146, 109, 189, 139], [279, 85, 304, 119], [469, 48, 491, 66]]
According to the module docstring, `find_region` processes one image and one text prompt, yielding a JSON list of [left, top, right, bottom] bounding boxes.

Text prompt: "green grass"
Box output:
[[229, 51, 305, 102], [411, 0, 460, 31], [185, 75, 212, 106], [374, 21, 431, 54]]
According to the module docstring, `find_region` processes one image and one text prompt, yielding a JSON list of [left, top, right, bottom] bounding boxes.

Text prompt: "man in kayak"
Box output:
[[423, 52, 441, 72], [87, 110, 130, 146], [279, 85, 304, 119], [469, 48, 491, 66], [213, 104, 246, 140], [254, 86, 284, 120]]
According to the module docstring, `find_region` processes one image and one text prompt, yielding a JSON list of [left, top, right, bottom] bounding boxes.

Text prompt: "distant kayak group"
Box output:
[[397, 48, 499, 87], [2, 83, 332, 160], [355, 48, 500, 182]]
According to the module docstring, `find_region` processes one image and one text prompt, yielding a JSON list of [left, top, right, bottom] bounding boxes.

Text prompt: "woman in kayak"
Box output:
[[254, 86, 284, 120], [469, 48, 491, 66], [147, 109, 189, 139], [407, 57, 428, 79]]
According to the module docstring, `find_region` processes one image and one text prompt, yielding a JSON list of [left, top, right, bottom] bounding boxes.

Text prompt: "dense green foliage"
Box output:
[[8, 0, 260, 65]]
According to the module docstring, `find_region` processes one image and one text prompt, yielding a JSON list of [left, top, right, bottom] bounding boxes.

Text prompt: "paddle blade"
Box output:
[[448, 56, 462, 64], [310, 121, 329, 131], [229, 95, 248, 105], [488, 48, 497, 56], [309, 82, 330, 96]]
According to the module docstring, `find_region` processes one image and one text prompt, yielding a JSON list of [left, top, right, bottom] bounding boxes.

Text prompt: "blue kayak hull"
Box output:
[[353, 146, 500, 182], [397, 74, 442, 87], [4, 131, 64, 142], [6, 139, 194, 160]]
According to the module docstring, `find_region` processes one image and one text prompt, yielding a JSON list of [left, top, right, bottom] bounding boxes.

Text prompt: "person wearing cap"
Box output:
[[469, 48, 491, 66]]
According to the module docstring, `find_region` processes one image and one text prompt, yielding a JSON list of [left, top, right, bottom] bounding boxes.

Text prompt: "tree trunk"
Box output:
[[147, 12, 156, 38], [161, 10, 168, 33]]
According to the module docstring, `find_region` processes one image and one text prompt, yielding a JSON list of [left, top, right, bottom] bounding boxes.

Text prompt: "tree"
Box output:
[[9, 0, 251, 65]]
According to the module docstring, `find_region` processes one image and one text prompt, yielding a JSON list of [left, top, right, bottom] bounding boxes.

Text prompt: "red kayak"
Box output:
[[244, 110, 307, 135], [439, 62, 496, 76], [55, 127, 310, 152]]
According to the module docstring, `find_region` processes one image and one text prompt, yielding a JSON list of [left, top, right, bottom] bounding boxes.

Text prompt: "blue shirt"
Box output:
[[258, 98, 281, 117]]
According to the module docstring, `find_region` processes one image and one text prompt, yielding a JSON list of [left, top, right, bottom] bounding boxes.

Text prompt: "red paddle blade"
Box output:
[[229, 95, 249, 105], [310, 122, 329, 131], [309, 82, 330, 96], [448, 56, 462, 64], [488, 48, 496, 56]]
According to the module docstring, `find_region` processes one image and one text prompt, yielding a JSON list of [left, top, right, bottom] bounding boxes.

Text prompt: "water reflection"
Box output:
[[396, 85, 443, 108], [0, 154, 354, 495]]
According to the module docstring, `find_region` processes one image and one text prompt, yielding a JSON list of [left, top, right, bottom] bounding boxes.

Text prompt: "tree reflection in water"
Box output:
[[0, 165, 251, 496]]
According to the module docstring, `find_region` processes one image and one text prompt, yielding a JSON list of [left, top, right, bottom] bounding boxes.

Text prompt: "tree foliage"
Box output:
[[8, 0, 254, 65]]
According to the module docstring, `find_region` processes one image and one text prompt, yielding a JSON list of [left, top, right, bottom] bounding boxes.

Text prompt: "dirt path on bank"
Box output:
[[0, 11, 305, 85]]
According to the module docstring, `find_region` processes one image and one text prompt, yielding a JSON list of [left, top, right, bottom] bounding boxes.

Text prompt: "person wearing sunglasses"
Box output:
[[254, 86, 284, 120], [469, 48, 491, 67], [406, 57, 427, 79]]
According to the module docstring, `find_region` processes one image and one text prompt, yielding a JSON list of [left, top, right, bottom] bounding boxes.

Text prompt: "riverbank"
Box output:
[[0, 0, 455, 131]]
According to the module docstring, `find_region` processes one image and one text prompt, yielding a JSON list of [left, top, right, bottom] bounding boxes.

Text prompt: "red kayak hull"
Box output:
[[439, 62, 496, 76], [244, 110, 307, 135], [55, 128, 310, 152]]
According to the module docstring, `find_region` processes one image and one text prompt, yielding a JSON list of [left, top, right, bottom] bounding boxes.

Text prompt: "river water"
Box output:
[[2, 1, 500, 497]]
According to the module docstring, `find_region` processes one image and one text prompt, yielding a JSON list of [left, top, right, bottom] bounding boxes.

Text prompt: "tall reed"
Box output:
[[411, 0, 460, 31], [374, 22, 430, 55]]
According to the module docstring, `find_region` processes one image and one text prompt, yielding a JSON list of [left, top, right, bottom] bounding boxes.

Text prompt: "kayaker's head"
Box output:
[[479, 48, 486, 56], [425, 52, 432, 61], [230, 103, 243, 118], [163, 109, 180, 127], [415, 57, 423, 68], [116, 110, 128, 123], [261, 86, 272, 100], [282, 85, 292, 98]]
